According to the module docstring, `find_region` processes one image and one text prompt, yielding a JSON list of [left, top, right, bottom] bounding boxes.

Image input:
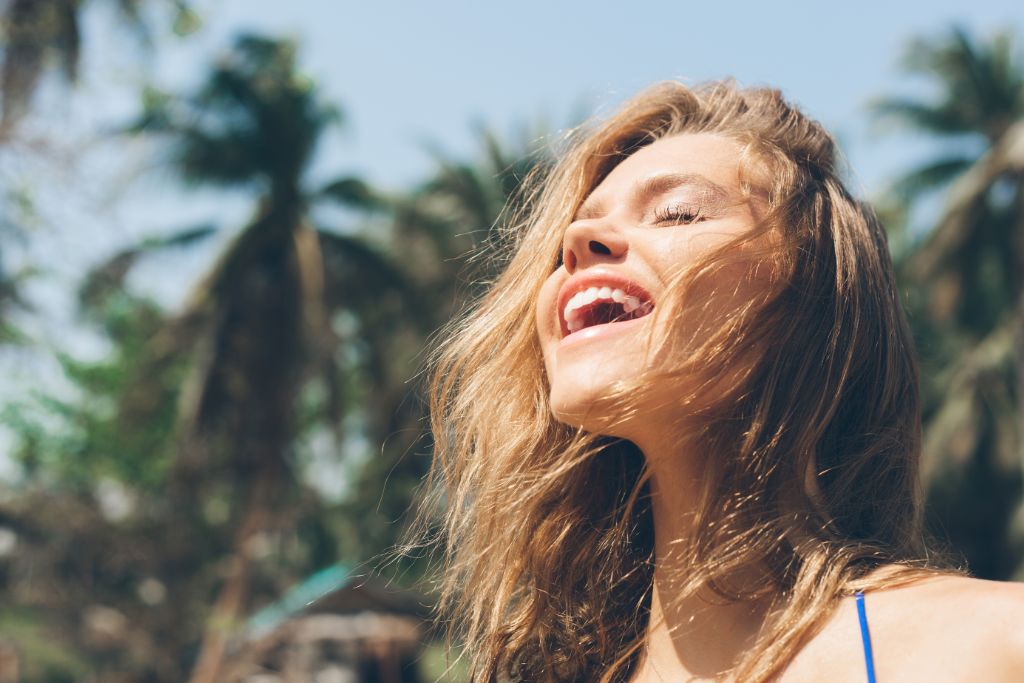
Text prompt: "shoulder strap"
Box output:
[[854, 591, 878, 683]]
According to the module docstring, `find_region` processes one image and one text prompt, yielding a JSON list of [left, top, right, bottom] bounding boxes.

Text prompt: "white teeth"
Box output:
[[562, 284, 653, 332]]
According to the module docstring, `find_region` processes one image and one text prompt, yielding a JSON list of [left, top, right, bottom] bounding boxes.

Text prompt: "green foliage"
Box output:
[[1, 30, 399, 681], [877, 25, 1024, 579], [0, 608, 89, 682], [0, 34, 559, 672], [0, 0, 195, 136], [6, 294, 182, 491], [128, 33, 340, 193], [335, 124, 557, 574], [873, 25, 1024, 144]]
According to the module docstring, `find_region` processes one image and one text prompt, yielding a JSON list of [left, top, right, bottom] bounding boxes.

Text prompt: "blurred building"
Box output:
[[223, 564, 432, 683]]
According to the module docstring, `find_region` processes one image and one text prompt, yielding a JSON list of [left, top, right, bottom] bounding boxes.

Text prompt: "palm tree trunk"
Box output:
[[186, 473, 274, 683], [1014, 175, 1024, 488], [1016, 294, 1023, 478]]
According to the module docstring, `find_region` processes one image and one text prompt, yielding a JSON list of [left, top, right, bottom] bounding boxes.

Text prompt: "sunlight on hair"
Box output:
[[401, 79, 963, 683]]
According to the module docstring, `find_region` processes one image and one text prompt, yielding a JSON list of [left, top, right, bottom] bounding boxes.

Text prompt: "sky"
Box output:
[[145, 0, 1021, 194], [0, 0, 1022, 473]]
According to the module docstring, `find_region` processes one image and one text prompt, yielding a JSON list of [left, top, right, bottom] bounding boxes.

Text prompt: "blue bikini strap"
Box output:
[[854, 590, 877, 683]]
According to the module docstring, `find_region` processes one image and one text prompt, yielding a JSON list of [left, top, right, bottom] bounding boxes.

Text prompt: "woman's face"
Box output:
[[535, 132, 762, 439]]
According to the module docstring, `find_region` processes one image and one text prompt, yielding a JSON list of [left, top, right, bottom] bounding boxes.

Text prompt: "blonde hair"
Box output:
[[412, 80, 958, 682]]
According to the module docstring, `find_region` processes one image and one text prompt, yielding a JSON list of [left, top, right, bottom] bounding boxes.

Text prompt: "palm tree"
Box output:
[[95, 33, 419, 682], [338, 123, 557, 569], [0, 0, 198, 137], [0, 0, 198, 355], [2, 34, 562, 677], [397, 123, 554, 310], [0, 246, 32, 343], [872, 25, 1024, 579]]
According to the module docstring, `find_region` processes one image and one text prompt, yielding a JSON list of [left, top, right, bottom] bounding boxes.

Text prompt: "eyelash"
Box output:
[[653, 204, 705, 224]]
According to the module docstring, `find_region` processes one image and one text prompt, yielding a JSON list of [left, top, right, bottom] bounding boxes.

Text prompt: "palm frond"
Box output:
[[886, 156, 974, 203], [315, 177, 382, 210], [881, 26, 1024, 143], [1, 0, 51, 132], [172, 34, 337, 187], [78, 224, 218, 311], [870, 97, 982, 138], [908, 120, 1024, 283], [923, 317, 1017, 476], [0, 0, 191, 135], [177, 127, 266, 187], [316, 228, 417, 306]]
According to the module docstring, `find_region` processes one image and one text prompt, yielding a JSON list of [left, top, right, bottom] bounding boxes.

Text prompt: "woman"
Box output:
[[414, 80, 1024, 681]]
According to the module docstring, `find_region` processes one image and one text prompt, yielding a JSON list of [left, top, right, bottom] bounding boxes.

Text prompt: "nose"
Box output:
[[561, 217, 629, 273]]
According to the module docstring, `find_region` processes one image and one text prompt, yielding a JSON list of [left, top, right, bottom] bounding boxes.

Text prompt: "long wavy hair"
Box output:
[[411, 80, 959, 682]]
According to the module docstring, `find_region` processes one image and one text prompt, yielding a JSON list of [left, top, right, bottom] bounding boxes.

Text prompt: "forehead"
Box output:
[[586, 132, 742, 203]]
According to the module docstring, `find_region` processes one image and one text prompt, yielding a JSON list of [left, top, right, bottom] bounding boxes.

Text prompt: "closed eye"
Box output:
[[653, 203, 705, 225]]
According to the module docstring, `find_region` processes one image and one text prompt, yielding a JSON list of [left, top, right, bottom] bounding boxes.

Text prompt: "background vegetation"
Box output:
[[0, 5, 1021, 682]]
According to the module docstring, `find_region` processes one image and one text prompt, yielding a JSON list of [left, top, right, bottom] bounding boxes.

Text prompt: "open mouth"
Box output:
[[561, 286, 654, 338]]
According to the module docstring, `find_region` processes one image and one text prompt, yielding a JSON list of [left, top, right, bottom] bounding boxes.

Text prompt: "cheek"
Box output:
[[652, 220, 763, 294], [679, 222, 750, 259], [535, 273, 562, 339], [535, 272, 564, 374]]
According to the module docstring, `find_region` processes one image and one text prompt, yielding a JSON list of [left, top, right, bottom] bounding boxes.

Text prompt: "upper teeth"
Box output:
[[563, 285, 651, 332]]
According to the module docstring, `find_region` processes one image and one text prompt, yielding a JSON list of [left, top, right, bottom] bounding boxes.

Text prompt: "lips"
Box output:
[[556, 268, 656, 339]]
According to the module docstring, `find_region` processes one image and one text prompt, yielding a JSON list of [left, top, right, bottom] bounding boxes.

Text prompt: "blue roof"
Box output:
[[245, 562, 353, 638]]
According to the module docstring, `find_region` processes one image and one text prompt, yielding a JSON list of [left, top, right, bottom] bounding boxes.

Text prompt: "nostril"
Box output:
[[564, 249, 576, 271], [589, 240, 611, 255]]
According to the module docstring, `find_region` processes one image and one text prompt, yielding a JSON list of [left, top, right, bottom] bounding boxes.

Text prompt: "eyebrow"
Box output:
[[573, 172, 731, 221]]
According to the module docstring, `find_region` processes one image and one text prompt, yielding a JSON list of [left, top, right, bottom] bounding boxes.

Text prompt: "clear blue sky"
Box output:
[[143, 0, 1022, 195]]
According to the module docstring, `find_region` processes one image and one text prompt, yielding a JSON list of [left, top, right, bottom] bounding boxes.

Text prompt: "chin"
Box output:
[[547, 370, 640, 438]]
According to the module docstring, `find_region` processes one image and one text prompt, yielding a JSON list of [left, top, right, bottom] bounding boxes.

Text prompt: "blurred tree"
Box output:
[[0, 0, 199, 137], [873, 25, 1024, 579], [115, 33, 422, 683], [0, 0, 199, 363], [2, 294, 189, 681], [2, 27, 564, 678], [0, 246, 33, 344], [3, 32, 420, 682], [340, 124, 556, 566]]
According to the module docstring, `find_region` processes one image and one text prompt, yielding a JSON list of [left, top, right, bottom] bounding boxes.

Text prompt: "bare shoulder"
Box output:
[[781, 572, 1024, 683], [865, 573, 1024, 681]]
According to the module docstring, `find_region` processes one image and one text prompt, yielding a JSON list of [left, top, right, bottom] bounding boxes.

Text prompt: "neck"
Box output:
[[627, 428, 772, 681]]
